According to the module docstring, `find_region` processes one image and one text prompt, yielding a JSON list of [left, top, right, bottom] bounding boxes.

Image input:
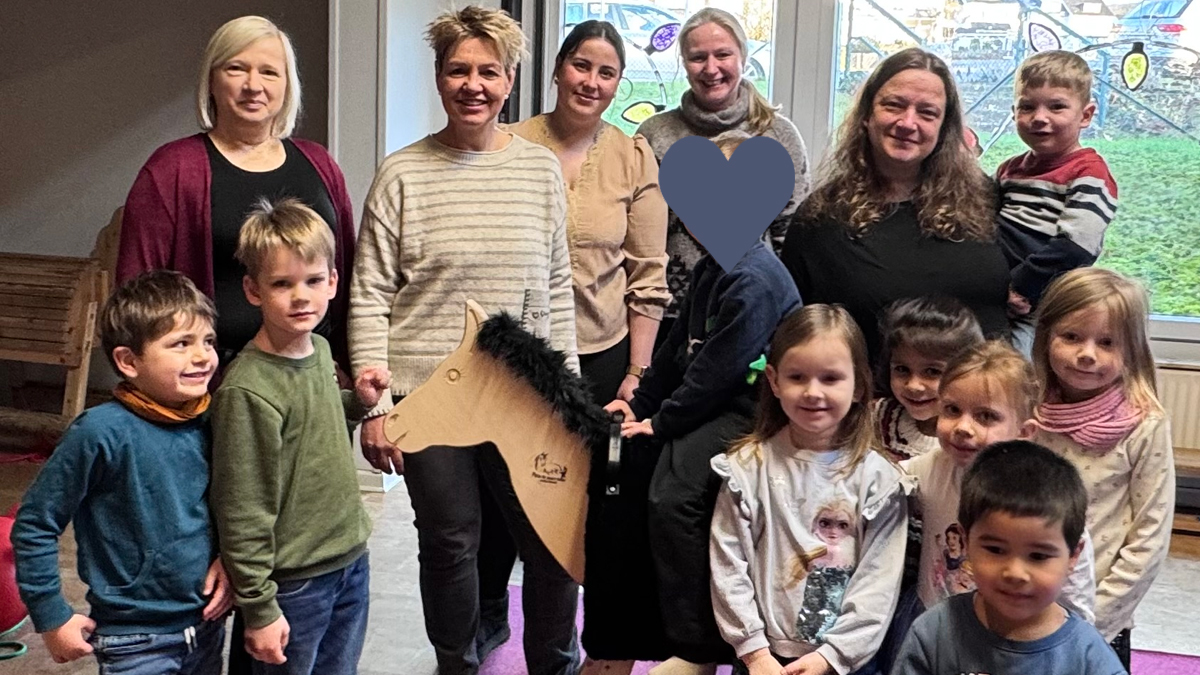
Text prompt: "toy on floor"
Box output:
[[0, 504, 29, 660], [383, 300, 605, 583]]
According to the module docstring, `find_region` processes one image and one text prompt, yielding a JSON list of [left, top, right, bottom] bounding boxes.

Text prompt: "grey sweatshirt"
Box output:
[[710, 432, 913, 674]]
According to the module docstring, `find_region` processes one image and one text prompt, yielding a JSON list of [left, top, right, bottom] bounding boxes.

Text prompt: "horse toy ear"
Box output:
[[463, 299, 488, 348]]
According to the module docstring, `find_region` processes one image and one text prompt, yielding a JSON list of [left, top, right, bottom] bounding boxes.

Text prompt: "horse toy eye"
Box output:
[[446, 369, 461, 383]]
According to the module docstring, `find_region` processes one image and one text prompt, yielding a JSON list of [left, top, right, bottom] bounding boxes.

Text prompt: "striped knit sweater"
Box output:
[[349, 133, 579, 416], [996, 147, 1118, 305]]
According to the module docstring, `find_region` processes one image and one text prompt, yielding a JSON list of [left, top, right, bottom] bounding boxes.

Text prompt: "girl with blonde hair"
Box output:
[[1031, 267, 1174, 670]]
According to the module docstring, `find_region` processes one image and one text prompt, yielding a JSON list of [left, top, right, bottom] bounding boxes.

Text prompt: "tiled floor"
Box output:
[[2, 462, 1199, 675]]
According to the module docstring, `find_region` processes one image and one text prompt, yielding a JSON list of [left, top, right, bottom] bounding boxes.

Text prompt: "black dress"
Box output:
[[781, 202, 1010, 366]]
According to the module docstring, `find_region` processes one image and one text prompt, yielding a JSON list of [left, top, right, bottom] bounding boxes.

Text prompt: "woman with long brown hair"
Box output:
[[781, 48, 1009, 364]]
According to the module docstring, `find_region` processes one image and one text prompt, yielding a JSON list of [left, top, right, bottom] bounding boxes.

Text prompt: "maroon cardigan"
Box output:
[[116, 133, 357, 369]]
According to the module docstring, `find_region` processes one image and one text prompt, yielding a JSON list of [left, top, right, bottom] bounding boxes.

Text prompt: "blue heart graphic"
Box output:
[[659, 136, 795, 272]]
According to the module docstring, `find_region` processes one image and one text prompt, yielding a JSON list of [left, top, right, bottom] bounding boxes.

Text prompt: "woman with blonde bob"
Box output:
[[637, 7, 811, 340], [118, 15, 357, 375], [781, 48, 1010, 365], [349, 7, 581, 675]]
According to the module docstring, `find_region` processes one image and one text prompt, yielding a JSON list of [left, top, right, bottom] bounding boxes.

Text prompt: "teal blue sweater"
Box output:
[[11, 402, 215, 635]]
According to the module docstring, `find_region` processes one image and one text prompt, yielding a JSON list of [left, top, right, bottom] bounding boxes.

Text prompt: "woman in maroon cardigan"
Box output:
[[117, 15, 356, 370]]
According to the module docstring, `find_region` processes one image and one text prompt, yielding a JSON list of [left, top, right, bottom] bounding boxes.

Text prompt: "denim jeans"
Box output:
[[405, 443, 580, 675], [90, 619, 224, 675], [250, 552, 370, 675]]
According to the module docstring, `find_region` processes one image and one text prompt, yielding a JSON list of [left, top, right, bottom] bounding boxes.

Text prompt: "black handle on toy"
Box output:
[[605, 411, 624, 496]]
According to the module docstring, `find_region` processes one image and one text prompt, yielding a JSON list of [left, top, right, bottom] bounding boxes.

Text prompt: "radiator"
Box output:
[[1160, 366, 1200, 451]]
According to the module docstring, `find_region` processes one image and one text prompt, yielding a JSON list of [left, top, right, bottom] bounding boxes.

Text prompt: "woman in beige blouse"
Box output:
[[475, 20, 669, 673], [510, 19, 669, 404]]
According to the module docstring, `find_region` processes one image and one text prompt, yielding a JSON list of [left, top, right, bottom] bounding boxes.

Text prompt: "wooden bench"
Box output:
[[0, 253, 107, 445]]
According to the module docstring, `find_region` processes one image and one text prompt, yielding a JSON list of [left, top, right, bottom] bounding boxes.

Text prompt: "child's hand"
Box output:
[[354, 366, 392, 408], [42, 614, 96, 663], [621, 419, 654, 438], [781, 652, 832, 675], [1007, 288, 1032, 317], [245, 615, 290, 665], [603, 399, 636, 422], [742, 648, 784, 675], [201, 558, 234, 620]]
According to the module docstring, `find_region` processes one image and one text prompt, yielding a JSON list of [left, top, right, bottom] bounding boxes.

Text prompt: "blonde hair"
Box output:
[[426, 6, 527, 74], [800, 48, 996, 242], [1033, 268, 1163, 414], [235, 197, 335, 279], [1016, 50, 1093, 106], [736, 305, 878, 473], [197, 16, 301, 139], [680, 8, 779, 135], [941, 341, 1039, 422], [713, 129, 752, 158]]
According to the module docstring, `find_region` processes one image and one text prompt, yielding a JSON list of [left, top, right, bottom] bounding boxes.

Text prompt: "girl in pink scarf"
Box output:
[[1031, 268, 1174, 670]]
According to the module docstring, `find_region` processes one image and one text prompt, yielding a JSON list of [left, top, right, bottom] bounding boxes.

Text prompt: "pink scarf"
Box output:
[[1036, 385, 1143, 454]]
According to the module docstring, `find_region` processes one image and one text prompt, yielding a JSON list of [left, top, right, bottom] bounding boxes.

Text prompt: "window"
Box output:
[[823, 0, 1200, 332], [555, 1, 777, 136]]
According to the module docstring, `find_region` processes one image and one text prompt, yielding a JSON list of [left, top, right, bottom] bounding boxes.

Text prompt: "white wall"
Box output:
[[0, 2, 330, 257], [383, 0, 502, 154]]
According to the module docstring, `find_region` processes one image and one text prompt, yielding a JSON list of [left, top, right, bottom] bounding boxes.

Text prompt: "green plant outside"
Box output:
[[980, 135, 1200, 318]]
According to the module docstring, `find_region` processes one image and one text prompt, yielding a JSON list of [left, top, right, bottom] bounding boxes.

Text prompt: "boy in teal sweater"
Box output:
[[12, 270, 233, 673], [210, 198, 389, 675]]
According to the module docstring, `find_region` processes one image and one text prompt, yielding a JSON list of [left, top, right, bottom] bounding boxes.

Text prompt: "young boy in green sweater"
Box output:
[[211, 198, 390, 674]]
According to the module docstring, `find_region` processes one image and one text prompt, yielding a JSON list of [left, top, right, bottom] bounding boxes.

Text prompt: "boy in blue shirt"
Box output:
[[12, 270, 232, 673], [894, 441, 1124, 675]]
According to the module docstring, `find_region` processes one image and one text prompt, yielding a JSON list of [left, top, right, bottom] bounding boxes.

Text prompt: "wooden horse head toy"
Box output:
[[382, 300, 607, 583]]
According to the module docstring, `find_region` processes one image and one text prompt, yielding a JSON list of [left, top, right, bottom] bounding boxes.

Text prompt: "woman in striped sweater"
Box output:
[[348, 7, 581, 675]]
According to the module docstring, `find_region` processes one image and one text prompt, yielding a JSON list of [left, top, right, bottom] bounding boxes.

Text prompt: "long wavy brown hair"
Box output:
[[800, 48, 996, 242]]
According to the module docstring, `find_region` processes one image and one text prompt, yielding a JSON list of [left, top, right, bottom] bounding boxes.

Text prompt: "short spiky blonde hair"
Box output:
[[1016, 50, 1093, 106], [236, 198, 334, 279], [941, 340, 1038, 422], [1033, 268, 1163, 415], [426, 6, 526, 74], [197, 16, 302, 138]]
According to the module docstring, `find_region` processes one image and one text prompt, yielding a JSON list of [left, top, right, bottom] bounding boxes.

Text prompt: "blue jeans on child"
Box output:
[[250, 552, 370, 675], [89, 619, 225, 675]]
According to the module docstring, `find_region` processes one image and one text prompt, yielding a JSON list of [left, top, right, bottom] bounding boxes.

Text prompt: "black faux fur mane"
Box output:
[[475, 312, 611, 451]]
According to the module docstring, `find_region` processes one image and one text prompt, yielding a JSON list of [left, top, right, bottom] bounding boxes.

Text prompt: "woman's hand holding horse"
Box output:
[[361, 416, 404, 475]]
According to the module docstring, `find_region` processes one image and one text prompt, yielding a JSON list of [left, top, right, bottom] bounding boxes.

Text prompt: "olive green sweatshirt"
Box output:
[[211, 335, 372, 628]]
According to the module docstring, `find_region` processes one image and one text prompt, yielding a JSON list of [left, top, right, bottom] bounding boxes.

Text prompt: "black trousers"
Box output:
[[647, 408, 753, 664], [1111, 628, 1132, 673]]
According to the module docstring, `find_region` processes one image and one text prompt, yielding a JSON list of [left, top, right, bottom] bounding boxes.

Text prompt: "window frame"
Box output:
[[788, 0, 1200, 364]]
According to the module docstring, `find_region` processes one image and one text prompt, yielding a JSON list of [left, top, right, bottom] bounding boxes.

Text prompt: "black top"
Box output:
[[781, 202, 1010, 365], [205, 136, 338, 358]]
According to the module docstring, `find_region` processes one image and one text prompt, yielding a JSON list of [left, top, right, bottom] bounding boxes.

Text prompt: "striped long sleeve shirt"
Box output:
[[996, 147, 1118, 305], [349, 134, 579, 415]]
